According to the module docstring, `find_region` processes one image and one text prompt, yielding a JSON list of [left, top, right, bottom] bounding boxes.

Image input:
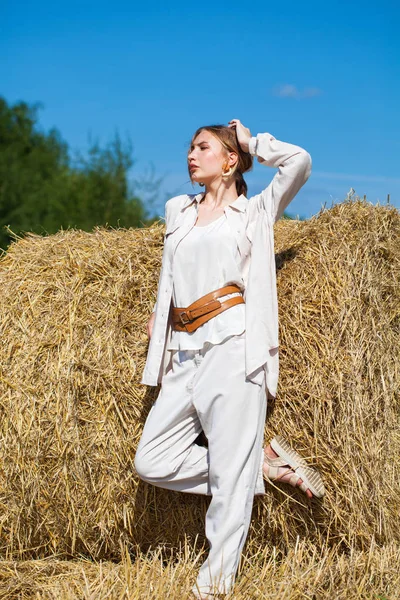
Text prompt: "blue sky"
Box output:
[[2, 0, 398, 219]]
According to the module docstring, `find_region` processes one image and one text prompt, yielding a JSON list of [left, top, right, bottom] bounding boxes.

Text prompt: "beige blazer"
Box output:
[[140, 132, 312, 398]]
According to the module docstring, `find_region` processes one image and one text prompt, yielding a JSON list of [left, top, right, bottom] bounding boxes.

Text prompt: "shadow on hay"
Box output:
[[275, 245, 298, 272]]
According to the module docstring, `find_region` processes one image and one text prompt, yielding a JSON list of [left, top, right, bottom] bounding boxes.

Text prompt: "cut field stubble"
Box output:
[[0, 540, 399, 599]]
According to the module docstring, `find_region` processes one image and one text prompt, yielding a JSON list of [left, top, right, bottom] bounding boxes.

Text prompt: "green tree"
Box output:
[[0, 97, 160, 251]]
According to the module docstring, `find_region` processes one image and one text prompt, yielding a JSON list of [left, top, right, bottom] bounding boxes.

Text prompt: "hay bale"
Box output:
[[0, 197, 398, 560]]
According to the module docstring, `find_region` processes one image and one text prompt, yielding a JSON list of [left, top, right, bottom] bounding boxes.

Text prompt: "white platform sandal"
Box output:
[[264, 435, 325, 498]]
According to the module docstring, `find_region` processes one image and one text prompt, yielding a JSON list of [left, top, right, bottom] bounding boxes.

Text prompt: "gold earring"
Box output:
[[222, 165, 234, 178]]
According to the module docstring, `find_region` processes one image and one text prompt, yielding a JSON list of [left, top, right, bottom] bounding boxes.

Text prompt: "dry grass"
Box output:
[[0, 195, 398, 567], [0, 540, 399, 599]]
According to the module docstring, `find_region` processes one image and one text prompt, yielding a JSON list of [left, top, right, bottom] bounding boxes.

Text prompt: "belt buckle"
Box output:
[[179, 310, 191, 325]]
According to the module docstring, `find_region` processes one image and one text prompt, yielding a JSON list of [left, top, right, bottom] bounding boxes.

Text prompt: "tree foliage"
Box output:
[[0, 97, 159, 250]]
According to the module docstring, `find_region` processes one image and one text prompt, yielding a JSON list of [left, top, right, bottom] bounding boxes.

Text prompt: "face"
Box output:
[[187, 130, 236, 185]]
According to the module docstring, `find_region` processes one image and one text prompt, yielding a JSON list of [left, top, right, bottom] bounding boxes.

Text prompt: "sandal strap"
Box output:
[[264, 465, 292, 482], [264, 454, 289, 468], [265, 463, 309, 494], [288, 472, 309, 494]]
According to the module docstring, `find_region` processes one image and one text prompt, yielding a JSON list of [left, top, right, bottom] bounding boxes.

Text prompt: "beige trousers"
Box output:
[[134, 331, 267, 597]]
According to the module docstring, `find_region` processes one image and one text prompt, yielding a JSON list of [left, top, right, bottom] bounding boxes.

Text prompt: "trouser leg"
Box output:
[[190, 333, 267, 597], [134, 347, 211, 494], [135, 333, 267, 596]]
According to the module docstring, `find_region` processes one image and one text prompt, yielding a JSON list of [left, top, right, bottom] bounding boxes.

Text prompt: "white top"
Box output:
[[141, 131, 312, 399], [167, 213, 245, 350]]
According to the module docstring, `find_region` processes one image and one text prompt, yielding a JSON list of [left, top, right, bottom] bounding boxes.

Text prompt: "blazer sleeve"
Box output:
[[151, 201, 171, 314], [247, 132, 312, 223]]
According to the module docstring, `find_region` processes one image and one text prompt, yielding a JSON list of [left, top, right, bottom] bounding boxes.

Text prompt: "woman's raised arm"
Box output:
[[247, 132, 312, 222]]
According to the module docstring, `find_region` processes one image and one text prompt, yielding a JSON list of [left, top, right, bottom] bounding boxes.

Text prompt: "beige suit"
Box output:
[[136, 131, 312, 596], [140, 131, 312, 399]]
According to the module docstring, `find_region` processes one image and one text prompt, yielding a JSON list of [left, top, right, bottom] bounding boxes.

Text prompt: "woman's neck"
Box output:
[[201, 185, 238, 209]]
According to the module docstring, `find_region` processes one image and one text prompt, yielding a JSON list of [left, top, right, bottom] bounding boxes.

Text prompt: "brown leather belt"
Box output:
[[171, 284, 245, 333]]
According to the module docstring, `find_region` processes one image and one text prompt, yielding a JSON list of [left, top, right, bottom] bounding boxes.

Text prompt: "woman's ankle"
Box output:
[[264, 443, 279, 460]]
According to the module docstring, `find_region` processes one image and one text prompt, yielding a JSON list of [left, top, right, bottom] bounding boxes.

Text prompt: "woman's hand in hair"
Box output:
[[147, 311, 156, 340], [228, 119, 252, 153]]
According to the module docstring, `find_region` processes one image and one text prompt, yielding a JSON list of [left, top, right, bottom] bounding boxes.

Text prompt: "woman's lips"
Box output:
[[189, 166, 199, 172]]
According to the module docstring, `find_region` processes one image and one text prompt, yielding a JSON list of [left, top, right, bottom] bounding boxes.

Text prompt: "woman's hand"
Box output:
[[147, 311, 156, 340], [228, 119, 252, 153]]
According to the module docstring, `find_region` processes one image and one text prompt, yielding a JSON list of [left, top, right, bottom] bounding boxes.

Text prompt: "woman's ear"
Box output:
[[229, 151, 239, 168]]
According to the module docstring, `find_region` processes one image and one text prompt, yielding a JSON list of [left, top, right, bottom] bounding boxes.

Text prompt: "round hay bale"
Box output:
[[0, 197, 398, 560]]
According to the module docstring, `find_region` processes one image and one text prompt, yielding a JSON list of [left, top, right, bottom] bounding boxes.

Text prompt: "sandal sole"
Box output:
[[270, 435, 325, 498]]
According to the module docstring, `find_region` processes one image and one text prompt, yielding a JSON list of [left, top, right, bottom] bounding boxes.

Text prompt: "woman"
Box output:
[[135, 119, 325, 599]]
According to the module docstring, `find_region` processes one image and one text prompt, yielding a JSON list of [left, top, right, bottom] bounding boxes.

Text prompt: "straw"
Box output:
[[0, 196, 398, 562]]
